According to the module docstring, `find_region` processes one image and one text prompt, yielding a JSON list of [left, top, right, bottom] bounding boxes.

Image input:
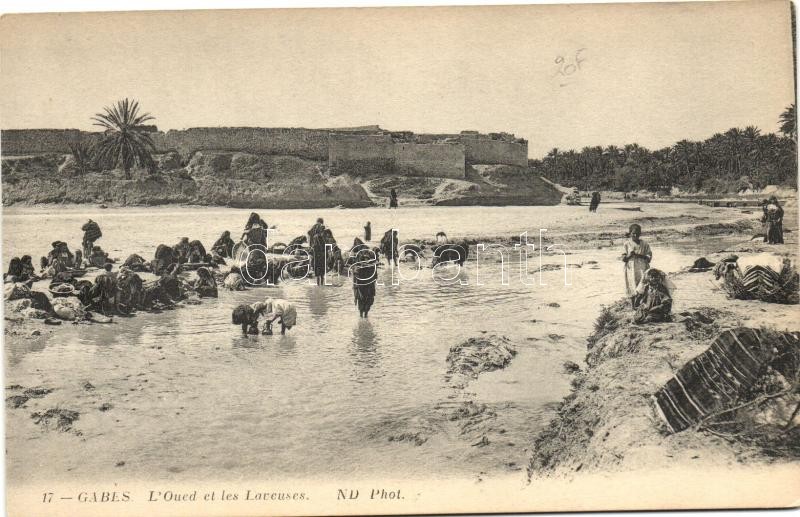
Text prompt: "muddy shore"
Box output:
[[4, 201, 797, 485], [527, 225, 800, 478]]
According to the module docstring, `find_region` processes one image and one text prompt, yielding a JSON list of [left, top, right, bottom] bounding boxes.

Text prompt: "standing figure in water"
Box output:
[[364, 221, 371, 241], [308, 218, 327, 286], [380, 229, 399, 267], [589, 192, 601, 212], [352, 249, 378, 318], [389, 188, 398, 209], [621, 223, 652, 307]]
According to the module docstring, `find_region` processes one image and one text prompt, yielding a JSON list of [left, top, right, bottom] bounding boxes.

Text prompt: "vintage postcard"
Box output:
[[1, 1, 798, 515]]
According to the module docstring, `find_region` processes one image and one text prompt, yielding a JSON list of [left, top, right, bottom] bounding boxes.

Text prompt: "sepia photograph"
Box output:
[[1, 1, 798, 515]]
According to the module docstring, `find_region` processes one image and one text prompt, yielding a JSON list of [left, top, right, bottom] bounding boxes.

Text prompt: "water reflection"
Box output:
[[307, 285, 330, 318], [277, 335, 297, 356], [232, 334, 263, 349], [349, 319, 382, 385]]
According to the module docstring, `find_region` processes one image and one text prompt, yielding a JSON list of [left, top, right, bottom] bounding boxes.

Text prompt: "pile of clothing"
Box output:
[[715, 255, 799, 304]]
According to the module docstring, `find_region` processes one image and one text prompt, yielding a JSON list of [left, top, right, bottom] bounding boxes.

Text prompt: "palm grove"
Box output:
[[74, 99, 796, 194], [529, 105, 797, 193]]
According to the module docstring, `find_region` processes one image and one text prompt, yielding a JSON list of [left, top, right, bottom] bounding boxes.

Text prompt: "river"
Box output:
[[3, 203, 750, 484]]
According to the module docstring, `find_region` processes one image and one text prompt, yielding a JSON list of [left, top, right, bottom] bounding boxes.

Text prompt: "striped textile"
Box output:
[[741, 265, 780, 299], [654, 328, 800, 433]]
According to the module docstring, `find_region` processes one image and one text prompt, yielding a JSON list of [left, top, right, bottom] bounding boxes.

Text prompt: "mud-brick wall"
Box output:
[[1, 129, 91, 155], [328, 133, 396, 175], [460, 136, 528, 167], [393, 143, 465, 179], [151, 127, 330, 160]]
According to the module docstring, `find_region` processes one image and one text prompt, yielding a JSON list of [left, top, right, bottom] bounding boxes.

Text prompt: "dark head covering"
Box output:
[[7, 257, 22, 276], [627, 223, 642, 237], [232, 305, 250, 325]]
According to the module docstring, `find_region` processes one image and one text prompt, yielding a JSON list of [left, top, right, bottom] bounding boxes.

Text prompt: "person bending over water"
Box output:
[[621, 223, 652, 307], [232, 297, 297, 335]]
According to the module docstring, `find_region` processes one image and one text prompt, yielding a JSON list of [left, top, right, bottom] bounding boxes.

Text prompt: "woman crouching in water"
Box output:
[[232, 297, 297, 335]]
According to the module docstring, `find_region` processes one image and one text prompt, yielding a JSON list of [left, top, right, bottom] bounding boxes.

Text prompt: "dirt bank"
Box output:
[[364, 164, 562, 207], [2, 153, 373, 208], [2, 154, 562, 208], [527, 243, 800, 478]]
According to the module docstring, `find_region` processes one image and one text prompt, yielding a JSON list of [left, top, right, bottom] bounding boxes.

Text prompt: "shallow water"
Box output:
[[2, 203, 752, 483]]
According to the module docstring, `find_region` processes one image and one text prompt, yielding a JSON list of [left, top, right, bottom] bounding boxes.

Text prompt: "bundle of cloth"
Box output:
[[714, 254, 798, 304]]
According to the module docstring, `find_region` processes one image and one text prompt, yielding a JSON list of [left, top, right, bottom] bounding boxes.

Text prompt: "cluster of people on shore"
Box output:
[[5, 210, 471, 337]]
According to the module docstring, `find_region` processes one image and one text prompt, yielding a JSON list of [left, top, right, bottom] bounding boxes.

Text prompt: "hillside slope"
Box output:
[[2, 154, 561, 208]]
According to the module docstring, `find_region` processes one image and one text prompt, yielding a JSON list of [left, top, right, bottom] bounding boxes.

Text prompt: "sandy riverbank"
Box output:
[[527, 233, 800, 479], [4, 201, 797, 487]]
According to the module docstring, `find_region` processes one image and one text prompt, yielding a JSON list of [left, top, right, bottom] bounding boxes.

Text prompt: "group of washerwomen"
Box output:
[[230, 215, 406, 336], [5, 219, 222, 318]]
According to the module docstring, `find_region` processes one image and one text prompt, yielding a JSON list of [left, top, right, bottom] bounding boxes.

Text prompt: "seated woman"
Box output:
[[83, 263, 117, 313], [45, 241, 76, 276], [152, 244, 177, 275], [20, 255, 36, 280], [192, 267, 218, 298], [187, 240, 207, 263], [231, 297, 297, 336], [632, 268, 673, 324], [173, 237, 191, 263], [211, 231, 235, 258], [88, 245, 110, 268], [4, 257, 22, 283], [123, 253, 151, 272], [158, 263, 184, 301]]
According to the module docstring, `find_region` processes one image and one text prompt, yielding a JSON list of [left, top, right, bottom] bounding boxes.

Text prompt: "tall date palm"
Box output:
[[779, 103, 796, 140], [92, 98, 156, 179]]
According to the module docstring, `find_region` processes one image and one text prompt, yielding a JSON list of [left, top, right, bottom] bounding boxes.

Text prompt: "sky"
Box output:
[[0, 1, 795, 157]]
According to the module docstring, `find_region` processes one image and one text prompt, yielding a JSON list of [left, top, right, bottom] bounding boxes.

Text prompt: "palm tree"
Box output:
[[92, 98, 156, 179], [779, 103, 796, 140], [67, 141, 95, 175]]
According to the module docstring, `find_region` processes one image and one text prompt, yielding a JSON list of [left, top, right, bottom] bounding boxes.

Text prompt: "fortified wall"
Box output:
[[1, 126, 528, 179]]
